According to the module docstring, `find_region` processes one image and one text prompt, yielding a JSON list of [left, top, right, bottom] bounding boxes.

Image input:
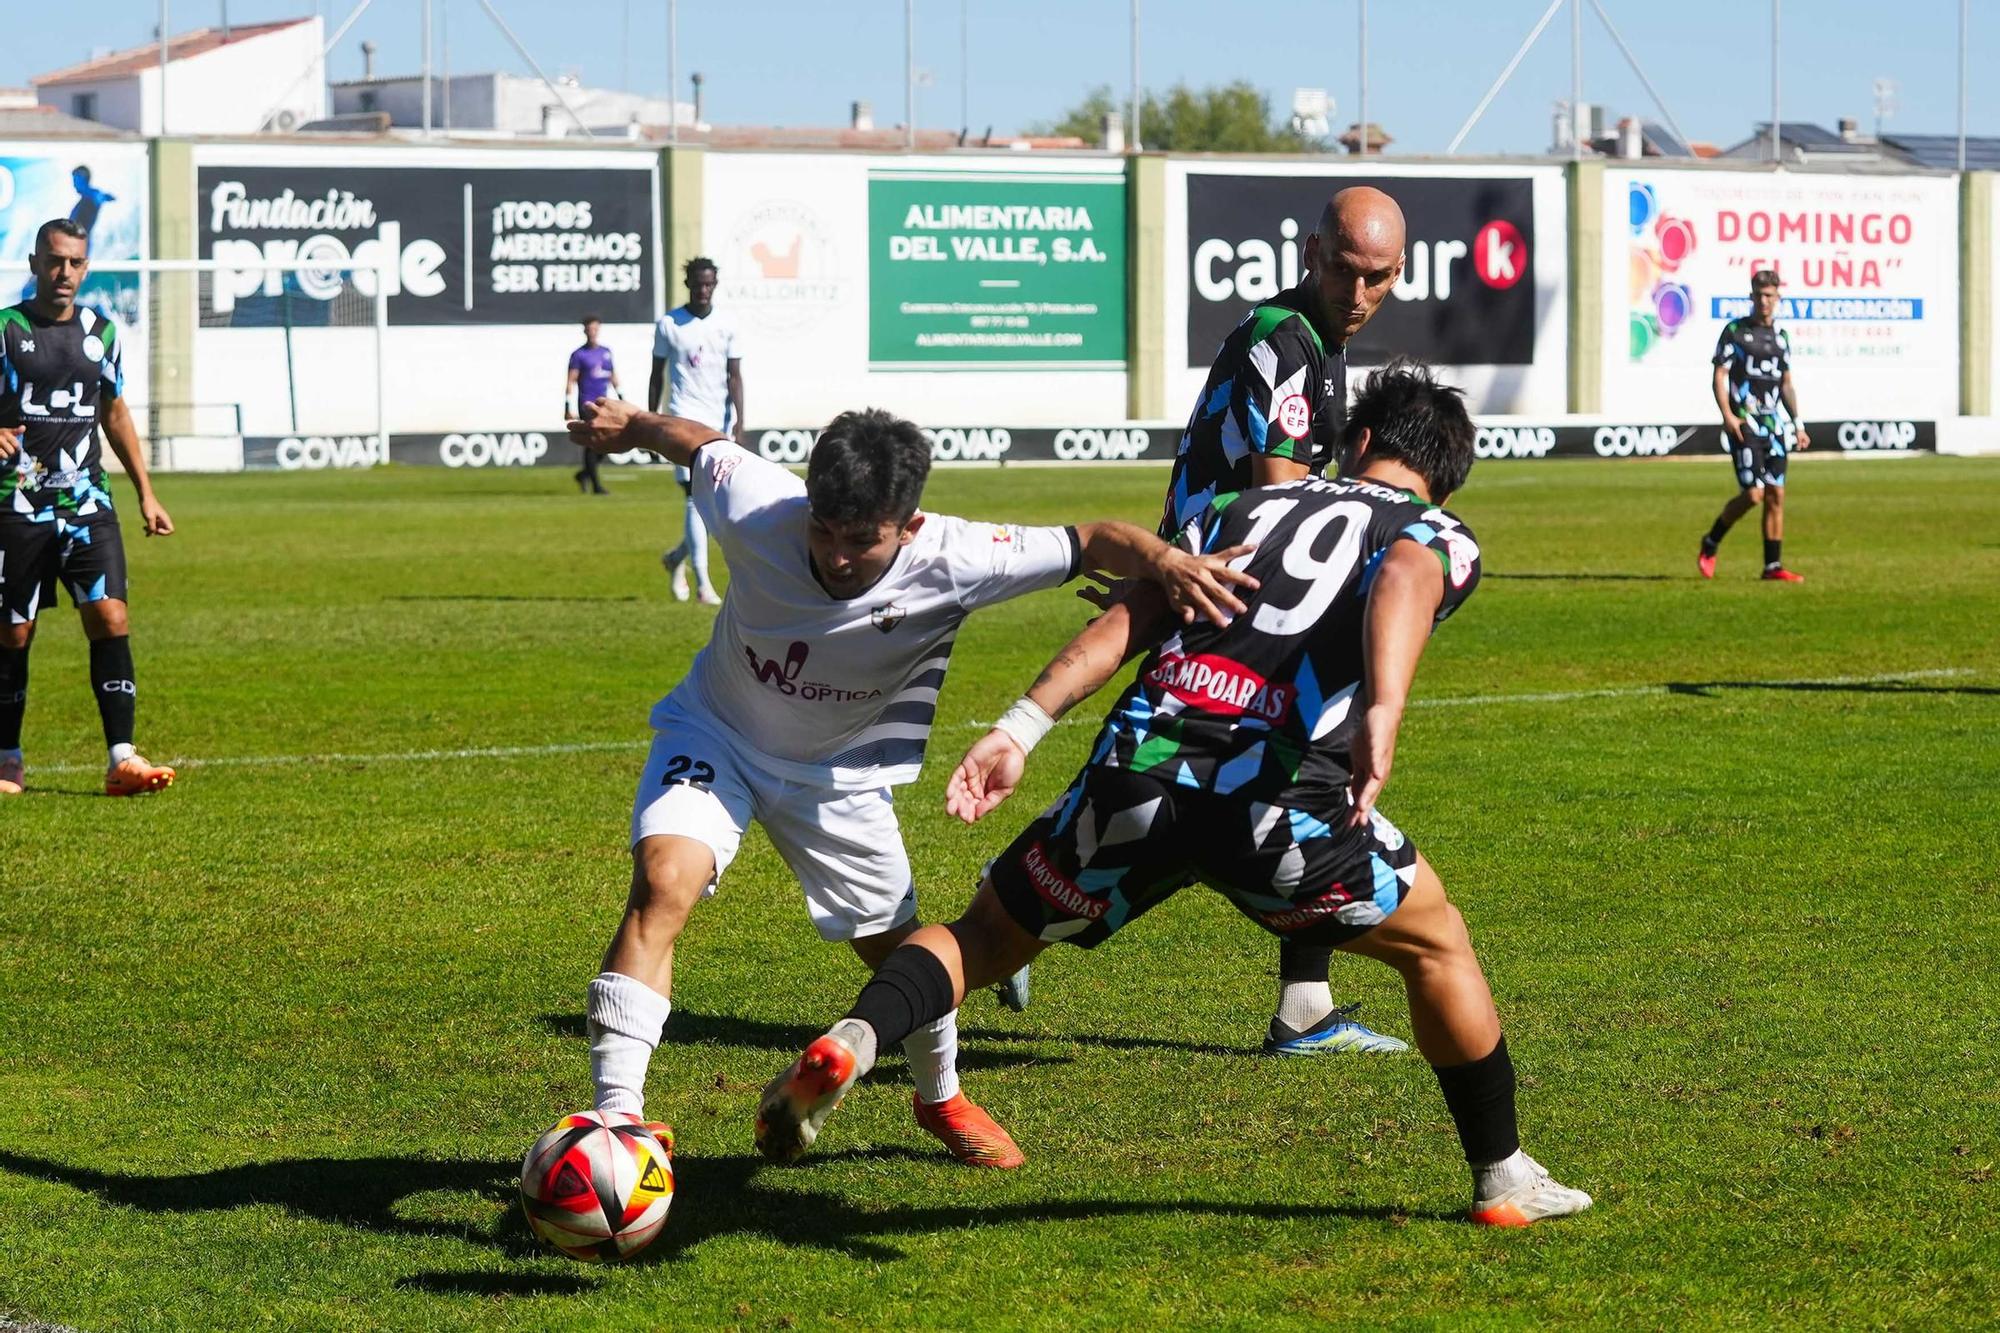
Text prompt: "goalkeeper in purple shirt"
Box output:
[[565, 317, 621, 494]]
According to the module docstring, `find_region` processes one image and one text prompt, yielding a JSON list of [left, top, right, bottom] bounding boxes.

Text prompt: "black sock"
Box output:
[[844, 945, 956, 1051], [1703, 519, 1730, 551], [1432, 1036, 1520, 1166], [89, 635, 136, 749], [1278, 940, 1333, 985], [1763, 538, 1782, 570], [0, 644, 27, 750]]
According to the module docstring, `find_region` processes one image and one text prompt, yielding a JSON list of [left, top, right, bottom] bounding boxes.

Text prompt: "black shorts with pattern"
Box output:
[[987, 763, 1418, 950], [0, 515, 128, 623]]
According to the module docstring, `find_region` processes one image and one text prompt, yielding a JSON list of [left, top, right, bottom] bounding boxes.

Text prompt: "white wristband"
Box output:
[[992, 698, 1056, 755]]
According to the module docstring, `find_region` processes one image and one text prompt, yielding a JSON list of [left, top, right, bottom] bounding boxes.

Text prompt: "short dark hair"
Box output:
[[1750, 268, 1783, 291], [34, 217, 88, 255], [805, 409, 932, 527], [1341, 359, 1476, 501], [684, 256, 717, 280], [581, 314, 601, 327], [72, 164, 92, 183]]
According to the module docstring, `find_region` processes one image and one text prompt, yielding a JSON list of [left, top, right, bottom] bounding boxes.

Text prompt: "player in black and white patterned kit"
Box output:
[[1698, 269, 1810, 582], [758, 364, 1593, 1226], [0, 219, 177, 798]]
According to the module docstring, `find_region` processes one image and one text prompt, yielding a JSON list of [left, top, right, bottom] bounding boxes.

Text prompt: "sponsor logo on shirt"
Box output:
[[1022, 841, 1106, 920], [742, 639, 884, 702], [1146, 653, 1294, 723]]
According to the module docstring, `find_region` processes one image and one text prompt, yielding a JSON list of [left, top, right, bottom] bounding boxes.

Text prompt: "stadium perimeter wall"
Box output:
[[3, 134, 1997, 467]]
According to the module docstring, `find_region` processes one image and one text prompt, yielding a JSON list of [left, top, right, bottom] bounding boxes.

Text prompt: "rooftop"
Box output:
[[32, 20, 311, 87]]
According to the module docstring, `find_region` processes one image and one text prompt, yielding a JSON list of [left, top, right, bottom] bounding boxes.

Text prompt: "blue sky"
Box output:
[[4, 1, 1992, 155]]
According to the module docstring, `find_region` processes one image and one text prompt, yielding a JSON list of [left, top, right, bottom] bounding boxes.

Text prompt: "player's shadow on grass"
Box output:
[[1666, 678, 2000, 698], [0, 1146, 1457, 1276], [536, 1011, 1067, 1077], [1486, 572, 1676, 582], [635, 1153, 1460, 1264], [0, 1149, 542, 1259]]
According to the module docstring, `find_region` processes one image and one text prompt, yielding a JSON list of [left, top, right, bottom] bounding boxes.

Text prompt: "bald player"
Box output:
[[1154, 185, 1412, 1056]]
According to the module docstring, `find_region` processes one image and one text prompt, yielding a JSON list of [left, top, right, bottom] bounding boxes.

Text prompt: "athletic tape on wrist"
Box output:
[[992, 698, 1056, 754]]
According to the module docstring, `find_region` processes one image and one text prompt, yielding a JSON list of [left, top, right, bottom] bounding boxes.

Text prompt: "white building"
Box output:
[[331, 71, 697, 138], [32, 19, 326, 136]]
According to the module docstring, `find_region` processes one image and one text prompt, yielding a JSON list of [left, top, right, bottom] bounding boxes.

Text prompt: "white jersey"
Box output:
[[652, 306, 740, 430], [662, 440, 1082, 790]]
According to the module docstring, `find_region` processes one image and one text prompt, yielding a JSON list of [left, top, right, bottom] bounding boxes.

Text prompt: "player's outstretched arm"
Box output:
[[1071, 520, 1257, 628], [947, 587, 1174, 824], [566, 398, 724, 467], [1346, 541, 1446, 827], [101, 396, 172, 536]]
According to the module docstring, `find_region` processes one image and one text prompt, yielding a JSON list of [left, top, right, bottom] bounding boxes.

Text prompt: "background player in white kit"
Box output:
[[650, 258, 742, 606], [567, 397, 1256, 1167]]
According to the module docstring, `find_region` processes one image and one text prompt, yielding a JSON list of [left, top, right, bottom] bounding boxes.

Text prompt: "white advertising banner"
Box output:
[[1164, 160, 1570, 418], [1604, 167, 1959, 422], [701, 151, 1128, 429], [188, 141, 661, 438]]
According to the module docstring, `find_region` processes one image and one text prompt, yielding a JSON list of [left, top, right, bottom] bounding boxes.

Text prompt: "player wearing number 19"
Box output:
[[759, 364, 1593, 1225], [0, 219, 177, 799], [567, 397, 1256, 1169]]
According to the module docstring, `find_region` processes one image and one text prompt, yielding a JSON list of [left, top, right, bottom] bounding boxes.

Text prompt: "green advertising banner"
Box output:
[[868, 170, 1126, 368]]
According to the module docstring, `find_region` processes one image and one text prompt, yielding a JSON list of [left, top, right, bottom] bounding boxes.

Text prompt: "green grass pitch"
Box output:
[[2, 456, 1997, 1330]]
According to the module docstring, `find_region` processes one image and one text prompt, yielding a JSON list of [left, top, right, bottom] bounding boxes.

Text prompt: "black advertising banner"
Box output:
[[197, 164, 654, 325], [1186, 173, 1538, 367]]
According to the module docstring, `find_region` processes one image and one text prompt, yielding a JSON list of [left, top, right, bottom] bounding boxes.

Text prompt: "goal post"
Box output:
[[80, 257, 390, 472]]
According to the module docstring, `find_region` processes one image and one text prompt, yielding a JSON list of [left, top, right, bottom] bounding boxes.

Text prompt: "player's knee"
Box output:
[[624, 842, 712, 935], [1765, 486, 1784, 509], [81, 599, 129, 638], [1744, 485, 1765, 504], [0, 621, 32, 651], [949, 880, 1041, 978]]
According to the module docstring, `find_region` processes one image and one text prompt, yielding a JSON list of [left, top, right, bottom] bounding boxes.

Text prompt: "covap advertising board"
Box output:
[[1604, 167, 1958, 422]]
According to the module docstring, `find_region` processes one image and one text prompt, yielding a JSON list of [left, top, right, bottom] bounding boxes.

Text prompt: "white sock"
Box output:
[[901, 1012, 961, 1106], [827, 1017, 881, 1074], [685, 498, 712, 591], [1472, 1148, 1538, 1196], [586, 971, 672, 1117], [1276, 980, 1335, 1031], [108, 742, 136, 766]]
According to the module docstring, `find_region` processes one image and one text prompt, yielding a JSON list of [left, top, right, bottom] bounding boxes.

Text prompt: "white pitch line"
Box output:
[[22, 668, 1981, 776], [34, 738, 640, 777]]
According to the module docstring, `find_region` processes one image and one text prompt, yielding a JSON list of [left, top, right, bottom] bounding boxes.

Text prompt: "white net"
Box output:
[[85, 259, 388, 471]]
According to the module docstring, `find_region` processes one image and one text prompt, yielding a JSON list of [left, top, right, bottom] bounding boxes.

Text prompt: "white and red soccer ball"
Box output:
[[519, 1110, 674, 1261]]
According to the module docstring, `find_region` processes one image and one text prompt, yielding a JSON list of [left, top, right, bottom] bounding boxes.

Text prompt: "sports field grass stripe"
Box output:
[[23, 668, 1978, 777]]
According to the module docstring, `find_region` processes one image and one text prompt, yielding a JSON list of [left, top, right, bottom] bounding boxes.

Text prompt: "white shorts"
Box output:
[[629, 699, 917, 941]]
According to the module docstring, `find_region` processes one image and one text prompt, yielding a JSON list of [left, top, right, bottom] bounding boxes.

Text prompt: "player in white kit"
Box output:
[[567, 397, 1256, 1167], [650, 257, 743, 606]]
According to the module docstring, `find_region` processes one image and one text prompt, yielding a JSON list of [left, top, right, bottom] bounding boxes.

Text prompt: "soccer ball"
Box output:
[[519, 1109, 675, 1261]]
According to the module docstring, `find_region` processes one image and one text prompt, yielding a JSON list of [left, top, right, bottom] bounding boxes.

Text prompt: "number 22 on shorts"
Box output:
[[659, 754, 715, 789]]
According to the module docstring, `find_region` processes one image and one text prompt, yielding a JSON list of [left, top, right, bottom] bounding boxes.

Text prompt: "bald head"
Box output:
[[1303, 186, 1408, 344], [1318, 186, 1406, 256]]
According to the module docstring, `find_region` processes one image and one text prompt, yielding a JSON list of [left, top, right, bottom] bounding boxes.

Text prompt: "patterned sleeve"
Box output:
[[98, 316, 124, 400], [1394, 509, 1481, 622], [1231, 314, 1320, 464], [1777, 328, 1792, 374], [1712, 322, 1738, 369], [939, 517, 1082, 612]]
